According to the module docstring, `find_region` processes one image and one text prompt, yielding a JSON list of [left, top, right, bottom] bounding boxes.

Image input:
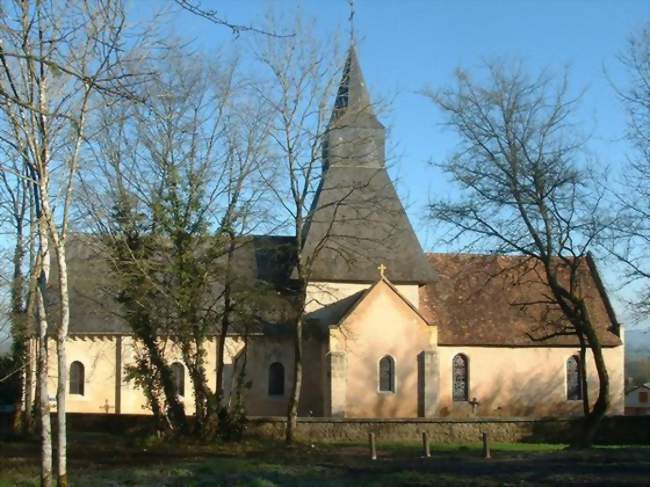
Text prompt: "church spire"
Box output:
[[323, 46, 385, 170], [330, 46, 382, 128]]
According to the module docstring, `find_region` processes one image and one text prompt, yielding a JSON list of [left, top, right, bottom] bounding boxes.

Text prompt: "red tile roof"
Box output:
[[420, 254, 621, 347]]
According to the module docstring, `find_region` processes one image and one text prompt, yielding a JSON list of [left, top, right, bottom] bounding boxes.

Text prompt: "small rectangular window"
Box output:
[[640, 391, 648, 403]]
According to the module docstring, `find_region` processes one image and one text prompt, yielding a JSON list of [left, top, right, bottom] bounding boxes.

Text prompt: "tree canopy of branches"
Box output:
[[425, 61, 612, 448], [611, 23, 650, 319], [253, 20, 344, 444], [82, 47, 272, 438]]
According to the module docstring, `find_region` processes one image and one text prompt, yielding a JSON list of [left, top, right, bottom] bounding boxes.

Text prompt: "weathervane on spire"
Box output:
[[347, 0, 355, 44]]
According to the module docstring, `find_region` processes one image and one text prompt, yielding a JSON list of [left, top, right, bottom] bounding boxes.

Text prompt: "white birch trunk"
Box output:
[[38, 175, 70, 486], [53, 238, 68, 487], [36, 233, 52, 487]]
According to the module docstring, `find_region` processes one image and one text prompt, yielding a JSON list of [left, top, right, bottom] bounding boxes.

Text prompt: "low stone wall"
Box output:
[[246, 416, 650, 445], [2, 413, 648, 445]]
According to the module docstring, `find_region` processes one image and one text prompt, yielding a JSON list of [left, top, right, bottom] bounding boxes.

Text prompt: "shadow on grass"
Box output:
[[2, 433, 650, 486]]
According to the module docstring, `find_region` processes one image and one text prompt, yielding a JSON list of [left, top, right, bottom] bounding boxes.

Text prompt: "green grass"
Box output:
[[1, 433, 649, 486]]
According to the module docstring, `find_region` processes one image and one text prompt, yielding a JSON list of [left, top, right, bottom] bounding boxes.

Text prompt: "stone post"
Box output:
[[328, 351, 346, 417], [418, 350, 439, 417], [114, 336, 122, 415], [369, 432, 377, 460]]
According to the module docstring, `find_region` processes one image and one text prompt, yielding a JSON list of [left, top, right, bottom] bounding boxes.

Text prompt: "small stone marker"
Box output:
[[482, 432, 491, 459], [422, 432, 431, 457], [101, 399, 114, 414], [369, 432, 377, 460]]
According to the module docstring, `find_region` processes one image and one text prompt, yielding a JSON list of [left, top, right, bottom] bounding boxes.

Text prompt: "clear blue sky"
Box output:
[[145, 0, 649, 328]]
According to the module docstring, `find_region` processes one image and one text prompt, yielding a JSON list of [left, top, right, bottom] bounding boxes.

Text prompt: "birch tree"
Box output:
[[0, 1, 151, 484]]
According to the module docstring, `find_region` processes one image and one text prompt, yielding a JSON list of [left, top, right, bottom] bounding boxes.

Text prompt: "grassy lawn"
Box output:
[[1, 432, 649, 486]]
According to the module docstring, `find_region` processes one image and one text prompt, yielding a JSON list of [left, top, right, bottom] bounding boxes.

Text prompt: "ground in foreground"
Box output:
[[1, 432, 649, 486]]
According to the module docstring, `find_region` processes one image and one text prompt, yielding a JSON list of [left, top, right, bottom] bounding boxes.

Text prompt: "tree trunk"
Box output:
[[141, 335, 188, 434], [577, 311, 610, 448], [577, 334, 590, 417], [23, 338, 35, 433], [53, 240, 69, 487], [23, 186, 39, 434], [286, 312, 304, 445], [548, 274, 610, 449], [36, 264, 52, 487], [10, 224, 26, 433], [215, 232, 235, 406], [180, 338, 211, 434]]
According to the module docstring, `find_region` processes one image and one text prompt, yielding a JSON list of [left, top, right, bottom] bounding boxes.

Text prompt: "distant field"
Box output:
[[1, 432, 649, 486]]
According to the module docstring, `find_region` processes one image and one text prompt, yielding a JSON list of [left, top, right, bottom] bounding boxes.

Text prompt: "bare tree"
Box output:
[[254, 21, 394, 443], [173, 0, 292, 38], [81, 47, 272, 438], [0, 152, 34, 432], [0, 1, 151, 484], [610, 23, 650, 320], [253, 22, 346, 443], [425, 62, 613, 448]]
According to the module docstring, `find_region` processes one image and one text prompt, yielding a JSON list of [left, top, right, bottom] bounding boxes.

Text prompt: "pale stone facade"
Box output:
[[36, 276, 625, 418]]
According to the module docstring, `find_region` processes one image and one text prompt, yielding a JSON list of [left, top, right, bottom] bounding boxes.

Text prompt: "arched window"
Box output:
[[171, 362, 185, 397], [566, 355, 582, 401], [378, 355, 395, 393], [268, 362, 284, 396], [69, 361, 84, 395], [452, 354, 469, 402]]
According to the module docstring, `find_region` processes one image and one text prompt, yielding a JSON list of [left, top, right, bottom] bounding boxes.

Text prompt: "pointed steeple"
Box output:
[[330, 46, 382, 128], [299, 46, 436, 285], [323, 46, 385, 170]]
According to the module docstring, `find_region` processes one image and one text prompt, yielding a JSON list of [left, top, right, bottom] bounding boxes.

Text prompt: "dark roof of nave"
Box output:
[[45, 234, 298, 336], [420, 253, 622, 347]]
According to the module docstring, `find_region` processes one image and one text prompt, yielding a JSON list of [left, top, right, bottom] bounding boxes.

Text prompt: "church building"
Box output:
[[36, 47, 624, 419]]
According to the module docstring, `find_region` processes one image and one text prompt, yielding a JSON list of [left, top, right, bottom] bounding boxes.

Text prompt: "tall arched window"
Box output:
[[566, 355, 582, 401], [69, 361, 85, 395], [452, 354, 469, 402], [268, 362, 284, 396], [171, 362, 185, 397], [378, 355, 395, 393]]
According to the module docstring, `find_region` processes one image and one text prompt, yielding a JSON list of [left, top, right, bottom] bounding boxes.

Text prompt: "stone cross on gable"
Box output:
[[377, 263, 387, 279]]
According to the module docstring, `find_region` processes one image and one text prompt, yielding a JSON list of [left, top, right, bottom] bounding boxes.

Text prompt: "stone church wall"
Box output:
[[328, 281, 437, 418], [46, 336, 118, 414], [44, 335, 244, 416], [306, 281, 419, 318], [240, 336, 326, 417], [436, 344, 625, 417]]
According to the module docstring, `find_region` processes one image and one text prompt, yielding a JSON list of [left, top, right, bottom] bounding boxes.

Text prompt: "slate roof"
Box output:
[[46, 235, 297, 336], [420, 253, 622, 347], [301, 46, 435, 283], [48, 238, 622, 349], [301, 166, 436, 283], [330, 46, 383, 129]]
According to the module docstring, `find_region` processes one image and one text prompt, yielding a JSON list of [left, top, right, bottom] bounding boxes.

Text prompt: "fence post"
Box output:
[[482, 432, 491, 459], [422, 431, 431, 457], [369, 432, 377, 460]]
